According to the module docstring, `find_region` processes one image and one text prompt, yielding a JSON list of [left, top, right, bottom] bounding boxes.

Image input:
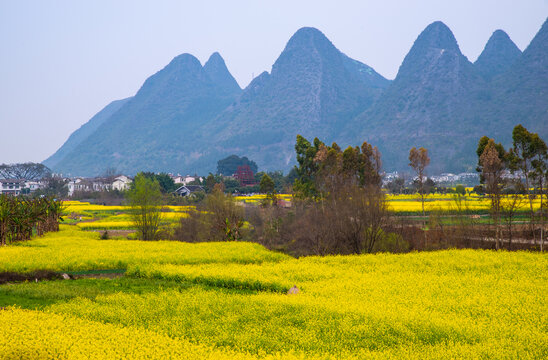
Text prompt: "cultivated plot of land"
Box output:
[[0, 225, 546, 359]]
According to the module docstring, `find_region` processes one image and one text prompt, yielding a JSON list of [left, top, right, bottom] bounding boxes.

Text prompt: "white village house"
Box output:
[[67, 176, 133, 196], [169, 174, 202, 185], [0, 179, 24, 196], [67, 178, 92, 197], [24, 180, 46, 192], [112, 175, 132, 191]]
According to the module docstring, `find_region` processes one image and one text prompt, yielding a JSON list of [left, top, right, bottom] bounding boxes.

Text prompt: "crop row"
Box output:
[[0, 226, 289, 273], [0, 308, 261, 360], [46, 249, 546, 358]]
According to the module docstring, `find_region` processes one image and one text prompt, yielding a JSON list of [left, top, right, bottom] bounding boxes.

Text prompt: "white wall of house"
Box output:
[[0, 179, 24, 195], [24, 181, 45, 193], [112, 177, 131, 191]]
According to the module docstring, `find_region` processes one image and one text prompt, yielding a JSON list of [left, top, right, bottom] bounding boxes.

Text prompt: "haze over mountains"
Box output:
[[45, 19, 548, 176]]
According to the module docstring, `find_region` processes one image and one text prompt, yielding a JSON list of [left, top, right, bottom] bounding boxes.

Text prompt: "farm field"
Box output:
[[0, 225, 547, 359], [385, 193, 543, 214], [62, 194, 544, 233], [236, 193, 543, 214], [63, 201, 194, 230]]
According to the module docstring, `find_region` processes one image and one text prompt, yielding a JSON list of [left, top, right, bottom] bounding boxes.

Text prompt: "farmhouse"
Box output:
[[112, 175, 132, 191], [0, 178, 24, 195], [174, 185, 205, 197], [66, 175, 133, 196], [24, 180, 46, 193], [67, 178, 92, 196]]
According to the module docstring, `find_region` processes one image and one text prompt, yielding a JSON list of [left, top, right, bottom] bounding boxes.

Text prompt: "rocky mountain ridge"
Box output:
[[46, 19, 548, 176]]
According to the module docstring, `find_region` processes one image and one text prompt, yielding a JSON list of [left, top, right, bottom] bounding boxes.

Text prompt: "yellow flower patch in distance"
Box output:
[[386, 194, 541, 213], [76, 221, 136, 230], [0, 226, 289, 273]]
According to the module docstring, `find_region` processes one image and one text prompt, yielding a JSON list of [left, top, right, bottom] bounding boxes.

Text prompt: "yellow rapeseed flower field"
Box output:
[[0, 308, 262, 360], [0, 226, 289, 273], [63, 193, 542, 223], [386, 194, 542, 213], [64, 201, 194, 229], [0, 225, 546, 358], [231, 193, 542, 213]]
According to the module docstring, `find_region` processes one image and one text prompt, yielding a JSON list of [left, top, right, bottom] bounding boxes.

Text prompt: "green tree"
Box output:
[[204, 173, 218, 194], [139, 172, 176, 193], [508, 125, 548, 247], [455, 184, 466, 196], [260, 174, 277, 206], [217, 155, 258, 176], [293, 135, 382, 199], [293, 135, 323, 199], [127, 174, 162, 240], [260, 173, 275, 194], [222, 177, 240, 193], [477, 136, 506, 183]]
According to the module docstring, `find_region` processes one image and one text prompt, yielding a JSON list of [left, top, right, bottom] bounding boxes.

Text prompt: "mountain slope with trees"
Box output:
[[486, 18, 548, 144], [51, 53, 242, 176], [210, 27, 390, 172], [474, 30, 522, 81], [46, 19, 548, 176], [345, 21, 488, 173], [344, 20, 547, 174]]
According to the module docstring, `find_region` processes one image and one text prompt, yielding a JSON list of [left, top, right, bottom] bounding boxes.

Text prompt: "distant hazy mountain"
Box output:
[[51, 53, 242, 176], [210, 27, 389, 171], [43, 97, 131, 169], [488, 18, 548, 140], [474, 30, 522, 81], [346, 21, 487, 173], [47, 20, 548, 176], [343, 20, 547, 174]]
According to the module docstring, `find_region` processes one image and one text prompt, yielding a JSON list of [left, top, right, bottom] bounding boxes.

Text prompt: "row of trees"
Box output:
[[240, 136, 398, 255], [128, 126, 546, 253], [163, 136, 400, 255], [0, 196, 63, 245], [477, 125, 547, 250]]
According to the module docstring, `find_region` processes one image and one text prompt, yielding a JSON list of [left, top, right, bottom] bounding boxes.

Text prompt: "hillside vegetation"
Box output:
[[45, 19, 548, 175]]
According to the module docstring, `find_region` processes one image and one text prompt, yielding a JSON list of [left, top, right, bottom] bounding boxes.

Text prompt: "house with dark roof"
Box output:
[[174, 185, 205, 197]]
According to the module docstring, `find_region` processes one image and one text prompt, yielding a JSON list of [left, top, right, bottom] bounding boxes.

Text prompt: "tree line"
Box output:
[[0, 196, 64, 246], [166, 135, 406, 255], [114, 124, 548, 253], [476, 125, 547, 250]]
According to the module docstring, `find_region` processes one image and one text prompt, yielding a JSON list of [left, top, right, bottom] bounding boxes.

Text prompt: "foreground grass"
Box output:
[[0, 226, 546, 359]]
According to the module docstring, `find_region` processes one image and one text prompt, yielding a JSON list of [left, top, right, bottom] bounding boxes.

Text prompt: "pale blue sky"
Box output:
[[0, 0, 547, 164]]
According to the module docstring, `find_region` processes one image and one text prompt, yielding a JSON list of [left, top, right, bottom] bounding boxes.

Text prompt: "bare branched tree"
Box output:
[[0, 163, 51, 180], [480, 140, 506, 250], [409, 147, 430, 247]]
